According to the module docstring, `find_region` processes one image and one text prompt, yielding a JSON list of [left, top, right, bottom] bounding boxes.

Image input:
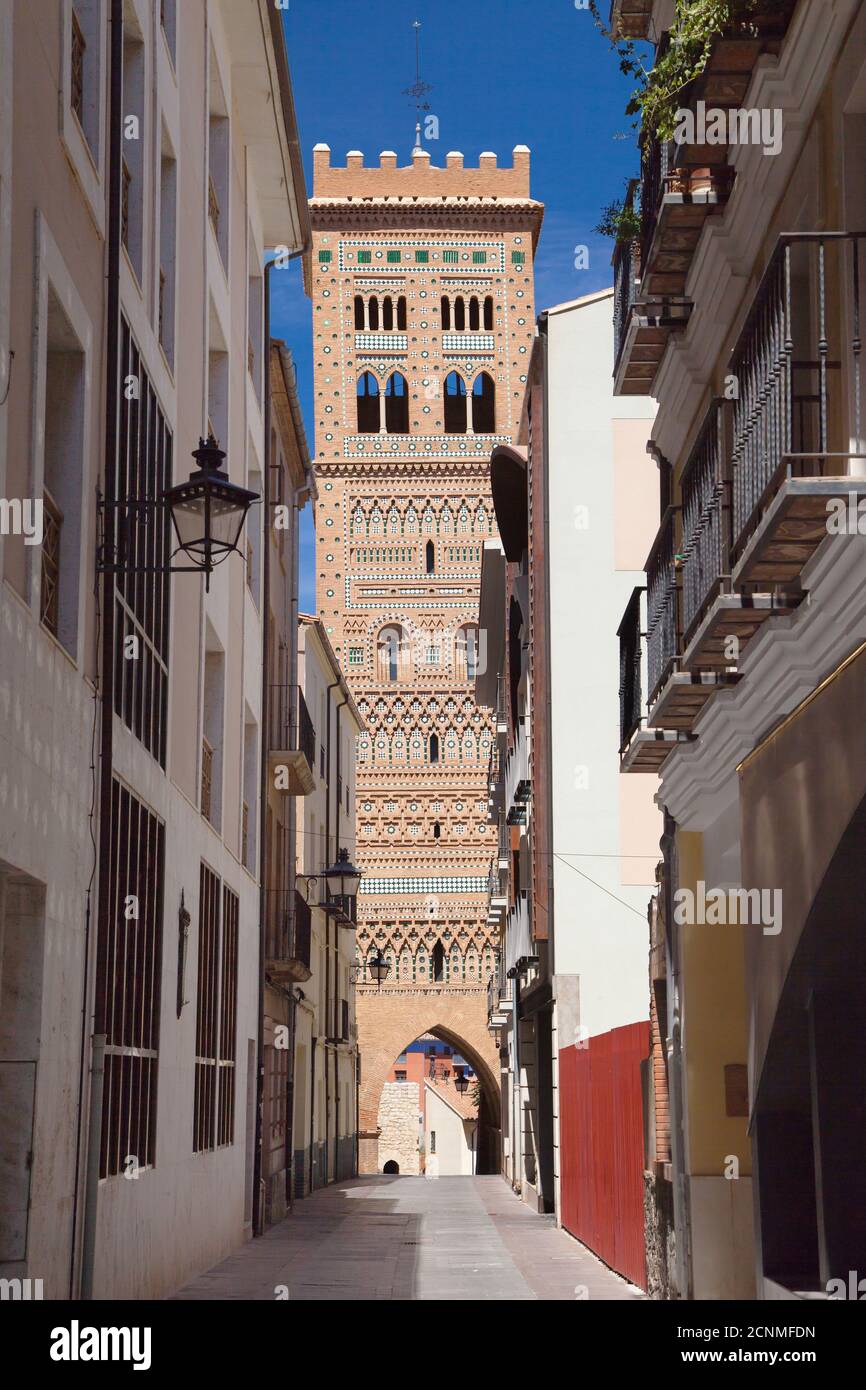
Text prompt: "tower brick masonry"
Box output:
[[310, 144, 543, 1171]]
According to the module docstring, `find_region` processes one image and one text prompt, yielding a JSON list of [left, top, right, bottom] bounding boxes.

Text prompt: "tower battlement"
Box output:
[[312, 144, 532, 200]]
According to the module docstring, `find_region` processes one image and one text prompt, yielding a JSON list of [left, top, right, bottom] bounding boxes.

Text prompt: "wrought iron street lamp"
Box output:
[[301, 847, 364, 927], [163, 436, 258, 590], [454, 1066, 469, 1095], [367, 949, 390, 989], [97, 435, 258, 592]]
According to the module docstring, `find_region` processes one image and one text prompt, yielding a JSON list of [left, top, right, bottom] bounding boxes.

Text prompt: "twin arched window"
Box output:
[[357, 371, 409, 433], [444, 371, 495, 433]]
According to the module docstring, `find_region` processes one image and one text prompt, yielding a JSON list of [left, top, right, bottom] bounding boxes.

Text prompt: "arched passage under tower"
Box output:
[[356, 989, 501, 1176]]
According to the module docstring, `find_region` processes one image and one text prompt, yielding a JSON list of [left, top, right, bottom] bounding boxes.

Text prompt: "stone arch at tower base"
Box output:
[[356, 986, 501, 1175]]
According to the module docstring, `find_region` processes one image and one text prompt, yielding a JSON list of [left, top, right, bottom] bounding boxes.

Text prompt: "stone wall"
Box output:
[[377, 1082, 421, 1175], [644, 1170, 677, 1299]]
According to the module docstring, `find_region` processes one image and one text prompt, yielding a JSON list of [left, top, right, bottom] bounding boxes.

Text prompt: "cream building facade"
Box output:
[[0, 0, 308, 1299]]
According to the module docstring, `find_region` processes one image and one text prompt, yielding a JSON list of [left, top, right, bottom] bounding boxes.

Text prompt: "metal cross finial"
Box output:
[[403, 18, 432, 156]]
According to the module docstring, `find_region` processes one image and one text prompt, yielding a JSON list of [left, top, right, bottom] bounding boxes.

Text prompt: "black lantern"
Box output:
[[368, 949, 390, 989], [322, 847, 363, 925], [322, 847, 363, 900], [454, 1066, 469, 1095], [163, 436, 258, 589]]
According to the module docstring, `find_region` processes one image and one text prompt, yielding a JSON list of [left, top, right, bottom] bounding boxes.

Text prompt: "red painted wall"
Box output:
[[559, 1021, 649, 1290]]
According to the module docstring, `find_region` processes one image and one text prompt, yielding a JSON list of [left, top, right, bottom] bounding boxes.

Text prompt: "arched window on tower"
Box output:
[[382, 296, 394, 331], [368, 296, 379, 331], [429, 732, 440, 764], [433, 821, 441, 839], [432, 941, 445, 982], [483, 295, 494, 330], [472, 372, 495, 433], [454, 297, 466, 331], [444, 371, 467, 433], [385, 372, 409, 433], [356, 372, 380, 433], [426, 539, 435, 574], [377, 625, 403, 682], [397, 295, 407, 330], [456, 623, 480, 680], [354, 295, 364, 330], [441, 295, 451, 331], [469, 296, 480, 330]]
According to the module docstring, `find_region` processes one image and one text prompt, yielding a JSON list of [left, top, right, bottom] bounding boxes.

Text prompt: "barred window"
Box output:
[[97, 780, 165, 1179], [318, 249, 332, 262], [113, 319, 172, 766], [194, 867, 239, 1152]]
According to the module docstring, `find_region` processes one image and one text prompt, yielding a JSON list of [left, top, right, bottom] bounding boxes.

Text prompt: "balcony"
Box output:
[[645, 502, 739, 735], [504, 718, 529, 824], [487, 967, 512, 1031], [613, 211, 691, 397], [265, 888, 312, 984], [618, 584, 688, 772], [504, 892, 533, 977], [487, 855, 508, 926], [609, 0, 652, 39], [679, 399, 801, 670], [613, 5, 798, 396], [728, 233, 866, 589], [267, 684, 316, 795]]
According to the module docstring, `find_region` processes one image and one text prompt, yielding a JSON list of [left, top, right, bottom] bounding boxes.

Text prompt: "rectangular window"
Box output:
[[41, 286, 85, 654], [415, 250, 429, 264], [318, 249, 332, 262], [159, 145, 177, 365], [395, 1071, 407, 1083], [357, 250, 372, 264], [201, 638, 225, 830], [430, 1131, 436, 1154], [443, 250, 458, 264], [386, 250, 401, 263], [97, 780, 165, 1179], [472, 251, 486, 264], [208, 52, 229, 266], [348, 647, 364, 665], [511, 250, 525, 264], [121, 30, 145, 280], [194, 866, 239, 1152], [114, 319, 172, 765]]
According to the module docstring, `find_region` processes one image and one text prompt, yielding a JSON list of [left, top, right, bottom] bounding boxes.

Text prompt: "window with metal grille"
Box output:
[[193, 867, 239, 1151], [71, 9, 86, 124], [415, 250, 429, 263], [113, 319, 171, 766], [318, 249, 332, 262], [96, 780, 165, 1179], [40, 489, 62, 637]]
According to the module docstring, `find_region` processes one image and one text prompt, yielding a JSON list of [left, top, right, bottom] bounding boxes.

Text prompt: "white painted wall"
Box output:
[[545, 292, 658, 1039], [425, 1084, 476, 1176]]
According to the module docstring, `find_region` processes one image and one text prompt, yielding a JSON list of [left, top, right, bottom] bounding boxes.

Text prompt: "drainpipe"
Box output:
[[80, 0, 123, 1301], [323, 677, 340, 1184], [333, 693, 347, 1178]]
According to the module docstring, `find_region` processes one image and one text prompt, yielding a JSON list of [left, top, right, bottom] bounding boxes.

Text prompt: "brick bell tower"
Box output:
[[310, 141, 543, 1173]]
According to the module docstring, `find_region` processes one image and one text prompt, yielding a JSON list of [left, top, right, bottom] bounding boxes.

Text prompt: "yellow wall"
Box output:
[[678, 831, 752, 1178]]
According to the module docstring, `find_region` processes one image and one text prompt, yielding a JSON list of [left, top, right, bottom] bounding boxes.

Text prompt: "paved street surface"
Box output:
[[173, 1175, 644, 1301]]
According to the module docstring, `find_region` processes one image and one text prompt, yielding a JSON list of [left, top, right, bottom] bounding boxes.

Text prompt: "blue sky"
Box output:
[[270, 0, 642, 609]]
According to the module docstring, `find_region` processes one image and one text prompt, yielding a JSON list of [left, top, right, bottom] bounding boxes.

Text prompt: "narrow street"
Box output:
[[173, 1176, 643, 1302]]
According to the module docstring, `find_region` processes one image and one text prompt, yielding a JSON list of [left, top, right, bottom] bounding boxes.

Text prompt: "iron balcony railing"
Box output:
[[613, 227, 640, 376], [730, 232, 866, 560], [265, 888, 312, 967], [617, 585, 644, 753], [646, 506, 680, 704], [268, 682, 316, 767], [504, 892, 532, 977], [639, 133, 676, 276], [680, 401, 728, 642]]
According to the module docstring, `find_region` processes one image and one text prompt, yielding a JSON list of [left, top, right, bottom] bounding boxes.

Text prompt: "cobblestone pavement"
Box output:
[[172, 1174, 645, 1301]]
